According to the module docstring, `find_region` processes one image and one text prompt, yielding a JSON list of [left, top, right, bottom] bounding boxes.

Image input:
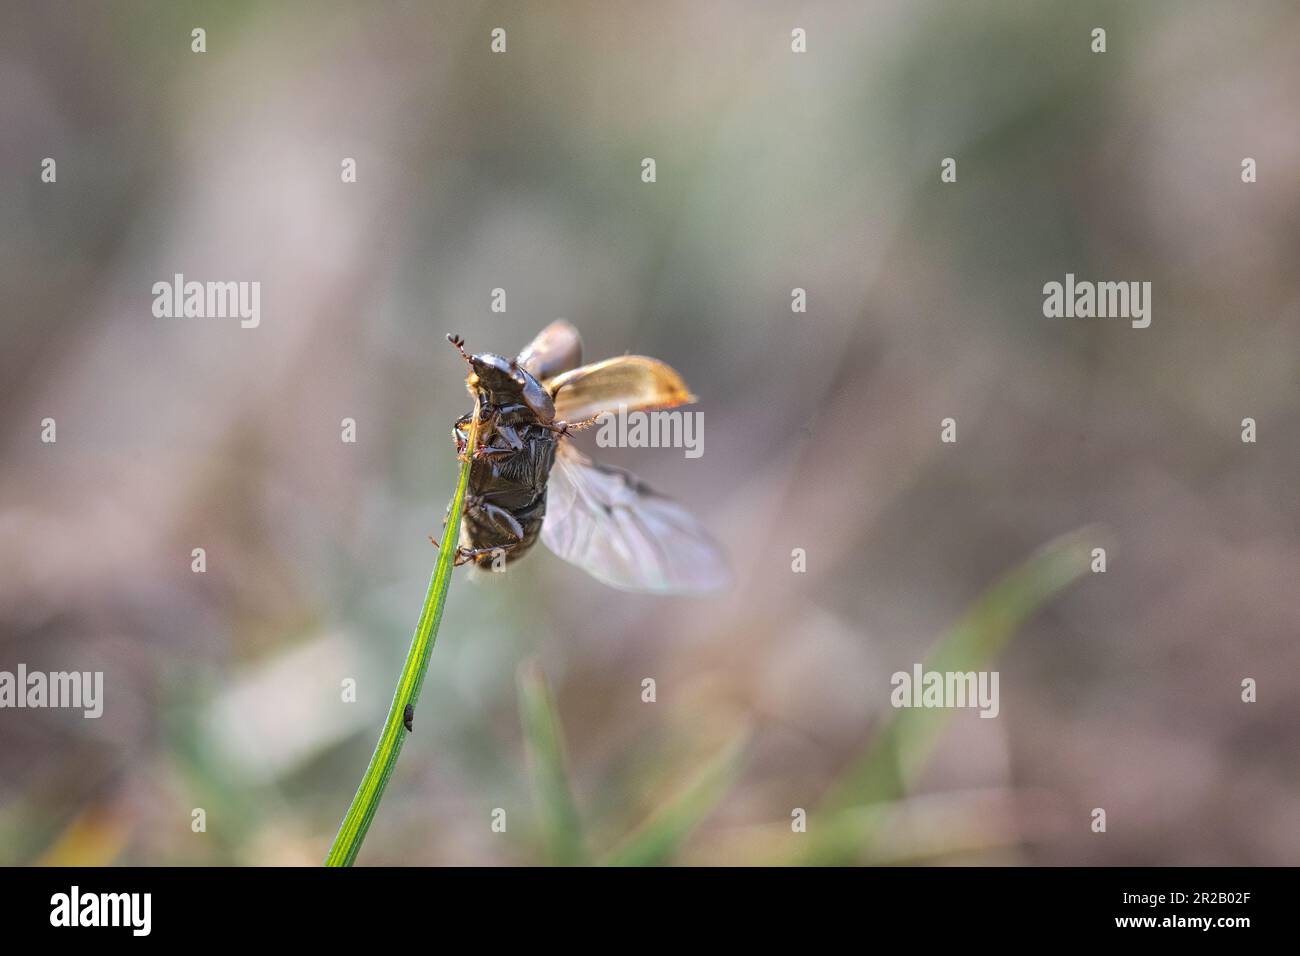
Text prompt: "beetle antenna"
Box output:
[[446, 333, 472, 364]]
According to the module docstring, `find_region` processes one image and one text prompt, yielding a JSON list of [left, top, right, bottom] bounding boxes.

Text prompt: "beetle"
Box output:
[[433, 321, 729, 594]]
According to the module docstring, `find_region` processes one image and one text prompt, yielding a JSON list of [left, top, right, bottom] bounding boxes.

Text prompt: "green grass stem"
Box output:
[[324, 403, 480, 866]]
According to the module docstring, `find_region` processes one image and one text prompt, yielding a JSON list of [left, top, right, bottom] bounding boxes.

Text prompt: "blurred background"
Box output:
[[1, 0, 1297, 865]]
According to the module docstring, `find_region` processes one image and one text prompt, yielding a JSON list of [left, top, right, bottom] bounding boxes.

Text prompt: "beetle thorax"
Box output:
[[470, 352, 555, 422]]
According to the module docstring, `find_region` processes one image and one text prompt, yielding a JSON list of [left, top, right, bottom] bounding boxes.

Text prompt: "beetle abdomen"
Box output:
[[457, 423, 556, 569]]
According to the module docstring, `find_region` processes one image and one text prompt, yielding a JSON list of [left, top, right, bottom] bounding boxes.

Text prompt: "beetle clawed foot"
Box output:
[[452, 544, 513, 567], [431, 533, 517, 567], [546, 415, 601, 438]]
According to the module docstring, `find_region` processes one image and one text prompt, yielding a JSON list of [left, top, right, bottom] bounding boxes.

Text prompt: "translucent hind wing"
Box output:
[[542, 445, 730, 594]]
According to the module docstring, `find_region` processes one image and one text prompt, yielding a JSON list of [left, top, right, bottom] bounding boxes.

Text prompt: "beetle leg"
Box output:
[[432, 524, 524, 563], [453, 414, 477, 458], [440, 494, 483, 528], [543, 414, 603, 438], [496, 423, 524, 450], [473, 443, 515, 460], [474, 502, 525, 541], [459, 492, 526, 541], [430, 535, 491, 562], [453, 543, 521, 566]]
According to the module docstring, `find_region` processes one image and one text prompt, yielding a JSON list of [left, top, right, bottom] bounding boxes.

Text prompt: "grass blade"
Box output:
[[323, 402, 481, 866], [517, 661, 587, 865], [603, 733, 749, 867], [806, 527, 1099, 863]]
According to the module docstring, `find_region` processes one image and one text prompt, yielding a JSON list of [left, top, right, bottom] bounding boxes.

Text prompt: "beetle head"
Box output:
[[448, 335, 555, 422]]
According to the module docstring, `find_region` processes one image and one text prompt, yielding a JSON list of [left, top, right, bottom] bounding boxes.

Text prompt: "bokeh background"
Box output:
[[2, 0, 1297, 865]]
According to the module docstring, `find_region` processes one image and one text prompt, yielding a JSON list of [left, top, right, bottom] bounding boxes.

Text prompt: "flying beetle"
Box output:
[[434, 321, 729, 594]]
